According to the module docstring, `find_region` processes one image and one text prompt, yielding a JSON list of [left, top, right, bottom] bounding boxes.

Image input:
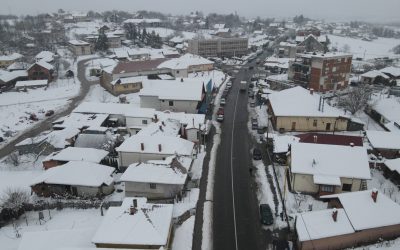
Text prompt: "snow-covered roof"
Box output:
[[321, 190, 400, 231], [297, 52, 352, 59], [15, 79, 48, 88], [68, 39, 90, 46], [140, 78, 204, 101], [123, 18, 162, 24], [35, 51, 55, 62], [269, 134, 299, 153], [0, 69, 27, 82], [46, 127, 80, 149], [290, 142, 371, 180], [295, 34, 326, 44], [366, 130, 400, 150], [372, 98, 400, 123], [213, 24, 225, 29], [136, 118, 180, 137], [385, 158, 400, 174], [264, 56, 291, 69], [0, 52, 23, 61], [120, 157, 189, 185], [268, 86, 346, 118], [30, 59, 54, 71], [53, 113, 109, 130], [7, 62, 29, 71], [361, 70, 390, 79], [43, 147, 108, 163], [380, 66, 400, 77], [116, 135, 194, 156], [157, 53, 213, 70], [110, 76, 147, 86], [158, 111, 206, 130], [17, 228, 96, 250], [92, 197, 173, 246], [73, 102, 155, 118], [31, 161, 114, 187], [296, 208, 355, 241]]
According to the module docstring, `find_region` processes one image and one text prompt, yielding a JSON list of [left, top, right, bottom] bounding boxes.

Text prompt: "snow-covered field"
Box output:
[[328, 35, 400, 60]]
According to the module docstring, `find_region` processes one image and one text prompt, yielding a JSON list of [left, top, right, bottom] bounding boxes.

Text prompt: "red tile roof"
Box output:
[[296, 133, 363, 147], [112, 58, 168, 74]]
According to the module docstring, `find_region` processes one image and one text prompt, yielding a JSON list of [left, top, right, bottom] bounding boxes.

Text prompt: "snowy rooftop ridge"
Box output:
[[157, 53, 213, 70], [73, 102, 156, 118], [366, 130, 400, 150], [43, 147, 109, 163], [92, 197, 173, 246]]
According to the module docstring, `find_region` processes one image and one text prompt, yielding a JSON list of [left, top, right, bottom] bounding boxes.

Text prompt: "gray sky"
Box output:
[[1, 0, 399, 23]]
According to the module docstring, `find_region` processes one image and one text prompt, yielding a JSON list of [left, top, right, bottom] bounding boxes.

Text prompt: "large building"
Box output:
[[188, 37, 248, 58], [288, 52, 352, 92]]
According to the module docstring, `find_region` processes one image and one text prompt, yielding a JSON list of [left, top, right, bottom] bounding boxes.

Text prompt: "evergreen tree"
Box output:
[[141, 28, 147, 42], [95, 30, 109, 52]]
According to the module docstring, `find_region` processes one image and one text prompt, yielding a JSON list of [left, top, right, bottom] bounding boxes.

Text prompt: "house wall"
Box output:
[[32, 183, 114, 197], [118, 151, 170, 170], [140, 95, 161, 110], [126, 116, 153, 133], [124, 181, 184, 199], [171, 68, 189, 78], [159, 99, 199, 113], [274, 116, 348, 132], [0, 59, 17, 68], [298, 224, 400, 250], [69, 44, 92, 56], [186, 128, 200, 143], [28, 64, 53, 82], [112, 82, 142, 96]]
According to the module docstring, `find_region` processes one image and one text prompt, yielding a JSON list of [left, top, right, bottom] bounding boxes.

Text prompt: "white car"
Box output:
[[220, 98, 226, 106]]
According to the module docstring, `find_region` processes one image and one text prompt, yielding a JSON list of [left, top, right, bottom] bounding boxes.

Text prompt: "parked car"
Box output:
[[223, 89, 229, 97], [45, 110, 55, 117], [0, 137, 3, 143], [251, 118, 258, 130], [220, 98, 226, 106], [226, 82, 232, 88], [253, 148, 262, 160], [260, 204, 273, 225], [249, 82, 254, 88], [29, 113, 38, 121], [249, 66, 254, 70], [257, 126, 266, 134], [248, 90, 254, 98], [217, 107, 224, 115], [250, 100, 256, 107]]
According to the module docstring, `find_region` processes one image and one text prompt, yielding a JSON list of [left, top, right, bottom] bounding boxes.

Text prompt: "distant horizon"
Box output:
[[1, 0, 400, 24]]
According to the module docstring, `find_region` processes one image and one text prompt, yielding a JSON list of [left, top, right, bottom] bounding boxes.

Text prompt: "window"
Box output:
[[150, 183, 157, 189], [313, 120, 318, 127], [169, 101, 174, 106], [320, 185, 334, 193], [123, 85, 129, 89], [142, 120, 148, 125], [342, 183, 352, 192]]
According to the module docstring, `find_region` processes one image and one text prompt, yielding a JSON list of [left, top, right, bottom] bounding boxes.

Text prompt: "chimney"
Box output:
[[129, 206, 137, 215], [332, 208, 338, 222], [141, 143, 144, 151], [158, 144, 162, 152], [350, 142, 354, 147], [310, 88, 314, 95], [371, 188, 378, 203], [313, 135, 318, 143], [154, 114, 158, 122]]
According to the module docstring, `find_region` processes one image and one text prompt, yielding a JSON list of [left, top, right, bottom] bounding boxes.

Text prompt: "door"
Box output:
[[291, 122, 296, 131], [326, 123, 331, 131]]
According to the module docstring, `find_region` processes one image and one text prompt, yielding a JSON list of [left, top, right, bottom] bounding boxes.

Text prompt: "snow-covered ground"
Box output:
[[328, 35, 400, 60]]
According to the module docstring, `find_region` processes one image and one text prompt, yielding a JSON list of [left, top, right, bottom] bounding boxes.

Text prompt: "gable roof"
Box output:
[[157, 53, 213, 70], [43, 147, 109, 163], [268, 86, 346, 118], [31, 161, 114, 187], [92, 197, 173, 246], [111, 58, 168, 74], [29, 60, 54, 71], [380, 66, 400, 78], [296, 133, 363, 147], [384, 158, 400, 174], [290, 142, 371, 180], [372, 98, 400, 123], [73, 102, 155, 118], [361, 70, 389, 79], [366, 130, 400, 150]]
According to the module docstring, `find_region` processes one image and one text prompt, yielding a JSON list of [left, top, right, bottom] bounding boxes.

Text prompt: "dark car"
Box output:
[[248, 90, 254, 98], [253, 148, 262, 160], [260, 204, 273, 225], [257, 126, 266, 134], [45, 110, 55, 117], [249, 82, 254, 88], [251, 118, 258, 130], [0, 137, 4, 143]]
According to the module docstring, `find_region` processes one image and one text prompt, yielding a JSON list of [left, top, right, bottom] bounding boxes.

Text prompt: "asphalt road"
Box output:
[[213, 53, 272, 250], [0, 58, 98, 159]]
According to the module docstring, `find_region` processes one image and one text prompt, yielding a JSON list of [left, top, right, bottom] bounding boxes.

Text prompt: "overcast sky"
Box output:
[[1, 0, 399, 23]]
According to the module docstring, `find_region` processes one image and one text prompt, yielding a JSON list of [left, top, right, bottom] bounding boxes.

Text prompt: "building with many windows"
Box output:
[[188, 37, 248, 58]]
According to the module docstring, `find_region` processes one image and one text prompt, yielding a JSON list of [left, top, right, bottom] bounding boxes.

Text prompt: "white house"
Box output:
[[116, 135, 195, 171], [68, 39, 92, 56], [35, 51, 55, 63], [296, 190, 400, 250], [42, 147, 109, 169], [31, 161, 115, 197], [157, 53, 213, 78], [139, 78, 205, 113], [289, 142, 371, 196], [120, 156, 192, 199], [92, 197, 173, 249]]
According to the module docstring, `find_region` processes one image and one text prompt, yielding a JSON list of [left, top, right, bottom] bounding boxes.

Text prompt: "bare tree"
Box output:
[[0, 187, 30, 220], [8, 152, 20, 166], [338, 85, 372, 115]]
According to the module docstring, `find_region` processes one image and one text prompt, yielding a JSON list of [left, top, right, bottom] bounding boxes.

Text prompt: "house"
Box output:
[[35, 51, 55, 63], [116, 135, 195, 171], [106, 34, 122, 48], [264, 56, 292, 74], [139, 78, 205, 113], [68, 40, 92, 56], [366, 97, 400, 132], [360, 70, 390, 85], [7, 62, 29, 72], [296, 34, 325, 52], [288, 52, 352, 92], [0, 69, 28, 90], [288, 142, 371, 196], [31, 161, 114, 197], [188, 37, 249, 58], [52, 112, 109, 130], [295, 190, 400, 250], [380, 66, 400, 80], [0, 53, 23, 68], [42, 147, 109, 169], [107, 76, 145, 96], [267, 86, 351, 132], [276, 42, 302, 58], [92, 197, 173, 249], [74, 131, 115, 150], [120, 156, 192, 199], [366, 130, 400, 159], [28, 60, 54, 82], [15, 79, 48, 90], [383, 158, 400, 185], [156, 53, 214, 78]]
